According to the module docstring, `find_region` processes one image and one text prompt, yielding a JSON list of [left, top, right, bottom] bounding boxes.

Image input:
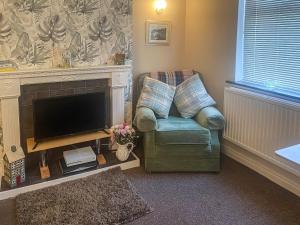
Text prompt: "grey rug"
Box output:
[[16, 168, 153, 225]]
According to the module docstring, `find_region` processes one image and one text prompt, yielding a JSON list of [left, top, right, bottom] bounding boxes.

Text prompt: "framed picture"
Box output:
[[146, 21, 171, 45]]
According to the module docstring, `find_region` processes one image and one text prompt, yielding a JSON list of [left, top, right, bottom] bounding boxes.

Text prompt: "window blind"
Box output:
[[237, 0, 300, 96]]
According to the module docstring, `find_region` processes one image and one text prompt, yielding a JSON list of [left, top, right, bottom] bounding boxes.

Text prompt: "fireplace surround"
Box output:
[[20, 79, 110, 150], [0, 65, 132, 177]]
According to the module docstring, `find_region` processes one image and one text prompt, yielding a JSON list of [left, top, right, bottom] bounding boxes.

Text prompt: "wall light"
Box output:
[[154, 0, 167, 14]]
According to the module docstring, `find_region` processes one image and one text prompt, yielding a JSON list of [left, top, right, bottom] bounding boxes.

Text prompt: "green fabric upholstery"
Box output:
[[194, 106, 225, 130], [134, 71, 225, 172], [134, 107, 157, 132], [156, 117, 211, 145], [143, 130, 220, 172]]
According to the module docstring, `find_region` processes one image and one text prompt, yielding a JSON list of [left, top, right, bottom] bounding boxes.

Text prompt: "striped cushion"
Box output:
[[150, 70, 196, 86], [137, 77, 176, 118], [174, 74, 216, 118]]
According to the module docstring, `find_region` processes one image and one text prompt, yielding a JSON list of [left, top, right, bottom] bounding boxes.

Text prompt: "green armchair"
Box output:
[[134, 73, 225, 172]]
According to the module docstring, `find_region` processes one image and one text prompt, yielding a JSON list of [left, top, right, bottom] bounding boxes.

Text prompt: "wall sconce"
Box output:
[[154, 0, 167, 14]]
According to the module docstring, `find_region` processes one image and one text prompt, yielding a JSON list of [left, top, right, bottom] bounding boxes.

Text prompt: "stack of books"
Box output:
[[60, 146, 98, 175]]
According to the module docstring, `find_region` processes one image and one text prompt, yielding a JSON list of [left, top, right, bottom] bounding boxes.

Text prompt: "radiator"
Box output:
[[224, 87, 300, 177]]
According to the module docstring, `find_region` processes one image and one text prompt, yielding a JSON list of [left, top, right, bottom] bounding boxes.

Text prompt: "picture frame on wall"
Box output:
[[145, 21, 171, 45]]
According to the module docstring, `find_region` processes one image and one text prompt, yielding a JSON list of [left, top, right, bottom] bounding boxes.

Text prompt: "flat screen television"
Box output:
[[33, 92, 106, 142]]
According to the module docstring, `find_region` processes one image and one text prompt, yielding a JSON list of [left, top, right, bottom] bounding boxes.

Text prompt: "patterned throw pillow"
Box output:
[[174, 74, 216, 118], [137, 76, 176, 118]]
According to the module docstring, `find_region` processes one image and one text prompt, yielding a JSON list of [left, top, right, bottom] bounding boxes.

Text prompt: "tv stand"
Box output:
[[32, 142, 39, 150], [27, 131, 111, 153], [26, 131, 112, 179]]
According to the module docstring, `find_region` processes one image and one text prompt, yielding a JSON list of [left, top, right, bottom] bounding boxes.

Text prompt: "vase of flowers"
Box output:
[[111, 123, 137, 161]]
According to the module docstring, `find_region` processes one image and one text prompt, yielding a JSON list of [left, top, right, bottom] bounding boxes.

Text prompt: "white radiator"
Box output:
[[224, 87, 300, 177]]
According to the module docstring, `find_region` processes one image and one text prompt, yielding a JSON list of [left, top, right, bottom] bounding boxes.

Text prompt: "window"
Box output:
[[235, 0, 300, 98]]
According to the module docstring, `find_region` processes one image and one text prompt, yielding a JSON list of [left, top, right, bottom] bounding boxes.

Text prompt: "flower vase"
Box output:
[[116, 142, 134, 161]]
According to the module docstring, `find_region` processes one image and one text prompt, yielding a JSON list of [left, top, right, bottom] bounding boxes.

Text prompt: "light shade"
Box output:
[[154, 0, 167, 14]]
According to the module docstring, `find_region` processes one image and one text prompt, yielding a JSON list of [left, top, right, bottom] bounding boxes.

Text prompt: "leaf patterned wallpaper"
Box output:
[[0, 0, 133, 70]]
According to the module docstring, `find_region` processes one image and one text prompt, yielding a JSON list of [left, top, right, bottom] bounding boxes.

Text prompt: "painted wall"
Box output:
[[184, 0, 238, 110], [132, 0, 238, 110], [0, 0, 133, 70], [132, 0, 186, 76]]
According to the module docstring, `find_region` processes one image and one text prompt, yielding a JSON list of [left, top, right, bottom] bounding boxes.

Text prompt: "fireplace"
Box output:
[[0, 66, 132, 175], [19, 79, 111, 151]]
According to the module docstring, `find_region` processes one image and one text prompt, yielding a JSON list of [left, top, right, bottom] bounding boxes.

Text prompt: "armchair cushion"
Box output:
[[174, 74, 216, 118], [156, 116, 211, 145], [137, 77, 175, 118], [194, 106, 225, 130], [133, 107, 157, 132]]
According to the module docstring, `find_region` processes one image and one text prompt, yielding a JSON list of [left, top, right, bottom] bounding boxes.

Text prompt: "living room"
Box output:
[[0, 0, 299, 225]]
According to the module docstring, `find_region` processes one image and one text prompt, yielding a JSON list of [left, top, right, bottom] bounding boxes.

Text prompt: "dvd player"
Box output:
[[59, 158, 97, 175], [63, 146, 96, 167]]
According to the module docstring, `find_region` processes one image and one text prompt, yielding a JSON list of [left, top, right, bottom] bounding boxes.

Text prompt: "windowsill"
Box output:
[[226, 81, 300, 103]]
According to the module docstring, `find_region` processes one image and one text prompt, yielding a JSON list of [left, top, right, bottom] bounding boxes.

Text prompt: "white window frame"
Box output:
[[234, 0, 300, 101]]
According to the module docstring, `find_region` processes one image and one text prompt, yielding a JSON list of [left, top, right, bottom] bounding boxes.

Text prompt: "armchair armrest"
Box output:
[[194, 106, 225, 130], [133, 107, 157, 132]]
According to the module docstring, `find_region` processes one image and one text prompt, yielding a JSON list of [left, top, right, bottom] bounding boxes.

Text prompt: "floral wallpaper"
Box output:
[[0, 103, 3, 154], [0, 0, 133, 70]]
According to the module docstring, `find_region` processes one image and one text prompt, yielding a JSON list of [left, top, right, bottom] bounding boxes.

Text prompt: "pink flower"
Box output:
[[111, 124, 137, 144], [120, 129, 126, 136]]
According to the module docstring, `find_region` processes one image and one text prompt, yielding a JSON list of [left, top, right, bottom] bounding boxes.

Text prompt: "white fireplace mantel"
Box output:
[[0, 65, 132, 153]]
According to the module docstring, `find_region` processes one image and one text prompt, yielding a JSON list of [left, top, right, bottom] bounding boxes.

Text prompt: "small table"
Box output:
[[27, 131, 111, 179], [275, 144, 300, 165]]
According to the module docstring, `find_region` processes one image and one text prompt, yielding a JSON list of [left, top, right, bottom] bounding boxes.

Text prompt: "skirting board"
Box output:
[[0, 152, 140, 200], [223, 144, 300, 197]]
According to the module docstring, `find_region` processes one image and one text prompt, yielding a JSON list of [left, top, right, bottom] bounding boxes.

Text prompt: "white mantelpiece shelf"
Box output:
[[0, 65, 131, 80]]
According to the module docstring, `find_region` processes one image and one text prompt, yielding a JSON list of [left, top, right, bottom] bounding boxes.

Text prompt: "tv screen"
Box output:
[[33, 92, 106, 142]]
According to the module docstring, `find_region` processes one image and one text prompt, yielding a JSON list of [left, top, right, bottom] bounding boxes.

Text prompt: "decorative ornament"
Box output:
[[3, 145, 26, 188]]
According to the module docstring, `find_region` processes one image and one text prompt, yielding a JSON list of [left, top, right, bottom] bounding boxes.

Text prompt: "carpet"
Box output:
[[16, 168, 153, 225]]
